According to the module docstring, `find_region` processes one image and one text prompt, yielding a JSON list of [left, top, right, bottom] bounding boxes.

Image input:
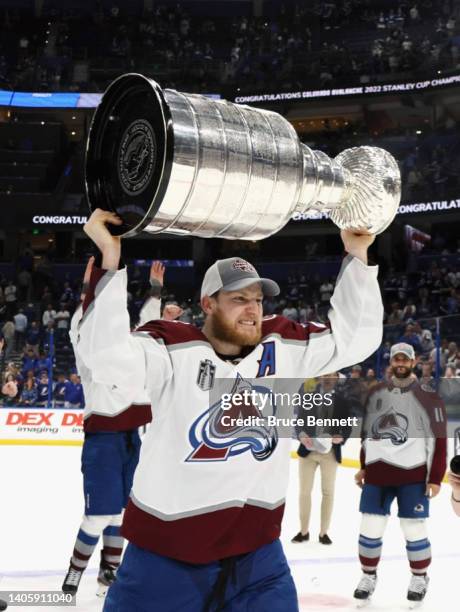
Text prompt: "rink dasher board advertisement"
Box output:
[[1, 408, 460, 462], [0, 407, 83, 445]]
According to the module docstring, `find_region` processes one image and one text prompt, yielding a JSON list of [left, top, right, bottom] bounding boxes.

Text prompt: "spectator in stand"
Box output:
[[60, 282, 75, 306], [446, 342, 458, 368], [14, 308, 28, 351], [55, 304, 71, 341], [17, 267, 32, 302], [64, 373, 85, 408], [398, 324, 422, 354], [42, 304, 57, 327], [364, 368, 379, 392], [36, 371, 50, 407], [420, 329, 435, 356], [22, 349, 37, 376], [19, 376, 38, 407], [4, 280, 17, 316], [25, 321, 41, 355], [282, 301, 299, 321], [3, 362, 22, 385], [35, 350, 51, 374], [445, 289, 459, 315], [387, 302, 403, 325], [409, 4, 420, 21], [2, 372, 19, 406], [40, 286, 53, 312], [23, 302, 37, 325], [320, 278, 334, 305], [1, 318, 15, 360], [419, 361, 436, 390], [402, 299, 417, 321], [54, 373, 68, 407]]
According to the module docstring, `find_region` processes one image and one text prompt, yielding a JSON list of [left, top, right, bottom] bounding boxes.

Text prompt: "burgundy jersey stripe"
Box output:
[[84, 404, 152, 432], [121, 498, 284, 564]]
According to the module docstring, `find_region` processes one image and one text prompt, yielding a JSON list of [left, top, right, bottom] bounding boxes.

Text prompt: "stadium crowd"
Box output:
[[0, 0, 459, 94], [0, 242, 459, 408]]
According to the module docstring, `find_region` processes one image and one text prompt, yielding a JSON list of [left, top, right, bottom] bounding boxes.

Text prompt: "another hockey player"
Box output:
[[79, 208, 383, 612], [354, 342, 446, 607], [62, 258, 178, 597]]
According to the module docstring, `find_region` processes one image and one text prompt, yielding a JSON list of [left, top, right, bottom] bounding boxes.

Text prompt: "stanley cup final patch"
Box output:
[[197, 359, 216, 391]]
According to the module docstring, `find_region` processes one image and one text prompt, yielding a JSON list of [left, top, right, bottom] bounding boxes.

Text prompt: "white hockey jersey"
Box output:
[[78, 255, 383, 563], [70, 297, 160, 432], [361, 381, 447, 486]]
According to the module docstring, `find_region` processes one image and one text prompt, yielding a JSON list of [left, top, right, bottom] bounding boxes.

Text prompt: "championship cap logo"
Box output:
[[232, 259, 256, 273]]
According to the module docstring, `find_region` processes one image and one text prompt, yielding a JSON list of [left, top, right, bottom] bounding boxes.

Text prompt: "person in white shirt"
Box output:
[[55, 306, 71, 341], [13, 309, 28, 351], [4, 281, 17, 317], [42, 304, 57, 327]]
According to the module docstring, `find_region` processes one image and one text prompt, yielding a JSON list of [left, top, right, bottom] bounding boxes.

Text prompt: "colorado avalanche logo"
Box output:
[[371, 408, 409, 445], [186, 374, 278, 462]]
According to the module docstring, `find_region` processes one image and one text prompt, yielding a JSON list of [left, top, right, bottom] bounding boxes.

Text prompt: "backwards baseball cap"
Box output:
[[200, 257, 280, 299], [390, 342, 415, 360]]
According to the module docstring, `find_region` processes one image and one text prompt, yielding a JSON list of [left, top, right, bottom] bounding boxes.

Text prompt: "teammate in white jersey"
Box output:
[[354, 342, 446, 607], [78, 208, 383, 612], [62, 258, 180, 598]]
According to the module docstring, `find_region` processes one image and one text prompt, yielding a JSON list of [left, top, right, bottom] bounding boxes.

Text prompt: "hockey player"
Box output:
[[354, 342, 446, 607], [79, 208, 383, 612], [62, 258, 179, 597]]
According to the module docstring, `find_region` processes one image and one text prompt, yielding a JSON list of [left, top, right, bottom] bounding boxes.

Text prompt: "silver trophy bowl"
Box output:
[[85, 73, 401, 240]]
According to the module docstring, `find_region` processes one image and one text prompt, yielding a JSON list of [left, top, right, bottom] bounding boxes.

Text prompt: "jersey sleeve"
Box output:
[[422, 394, 447, 485], [78, 265, 172, 403], [138, 297, 162, 326], [290, 255, 383, 378]]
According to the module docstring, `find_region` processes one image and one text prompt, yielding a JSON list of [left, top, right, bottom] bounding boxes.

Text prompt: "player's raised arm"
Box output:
[[138, 260, 165, 326], [77, 210, 171, 398], [290, 229, 383, 377]]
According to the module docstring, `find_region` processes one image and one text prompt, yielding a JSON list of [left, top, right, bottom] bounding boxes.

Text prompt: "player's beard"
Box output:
[[211, 308, 262, 347], [391, 364, 412, 379]]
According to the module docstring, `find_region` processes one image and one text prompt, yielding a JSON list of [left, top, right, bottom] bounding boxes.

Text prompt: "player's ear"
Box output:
[[201, 295, 213, 315]]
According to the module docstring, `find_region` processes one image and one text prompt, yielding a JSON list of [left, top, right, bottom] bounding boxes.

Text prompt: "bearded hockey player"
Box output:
[[354, 342, 446, 607], [78, 208, 383, 612]]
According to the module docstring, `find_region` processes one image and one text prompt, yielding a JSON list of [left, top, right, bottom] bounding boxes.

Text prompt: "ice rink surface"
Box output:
[[1, 445, 458, 611]]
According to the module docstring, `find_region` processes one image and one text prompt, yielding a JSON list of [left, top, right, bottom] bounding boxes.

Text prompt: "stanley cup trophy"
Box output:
[[85, 73, 401, 239]]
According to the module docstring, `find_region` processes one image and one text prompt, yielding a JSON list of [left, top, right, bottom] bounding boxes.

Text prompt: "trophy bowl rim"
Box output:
[[85, 72, 175, 238]]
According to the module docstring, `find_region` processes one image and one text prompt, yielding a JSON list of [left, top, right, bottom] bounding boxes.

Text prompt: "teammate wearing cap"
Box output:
[[78, 208, 383, 612], [353, 342, 447, 607]]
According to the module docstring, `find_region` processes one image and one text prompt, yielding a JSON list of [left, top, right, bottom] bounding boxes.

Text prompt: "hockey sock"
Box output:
[[70, 515, 112, 571], [358, 514, 388, 573], [400, 519, 431, 575], [101, 514, 123, 568], [359, 535, 383, 573]]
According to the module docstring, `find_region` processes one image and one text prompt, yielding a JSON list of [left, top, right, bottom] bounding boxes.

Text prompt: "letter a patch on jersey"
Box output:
[[256, 341, 276, 377]]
